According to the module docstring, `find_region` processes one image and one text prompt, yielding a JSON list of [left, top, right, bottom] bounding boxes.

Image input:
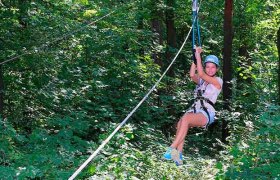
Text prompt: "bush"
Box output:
[[224, 105, 280, 179]]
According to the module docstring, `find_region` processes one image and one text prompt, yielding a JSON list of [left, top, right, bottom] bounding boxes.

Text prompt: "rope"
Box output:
[[0, 5, 128, 66], [68, 15, 200, 180]]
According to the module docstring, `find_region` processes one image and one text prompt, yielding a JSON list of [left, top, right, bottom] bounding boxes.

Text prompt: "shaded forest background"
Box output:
[[0, 0, 279, 179]]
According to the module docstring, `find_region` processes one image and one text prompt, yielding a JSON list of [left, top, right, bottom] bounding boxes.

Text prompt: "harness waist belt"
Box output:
[[195, 96, 215, 107], [192, 96, 215, 128]]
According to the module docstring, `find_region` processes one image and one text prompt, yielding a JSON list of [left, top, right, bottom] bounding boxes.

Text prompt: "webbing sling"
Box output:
[[192, 0, 201, 65]]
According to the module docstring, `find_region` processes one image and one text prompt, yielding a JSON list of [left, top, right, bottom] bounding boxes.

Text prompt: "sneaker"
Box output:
[[163, 147, 175, 160], [171, 150, 183, 166]]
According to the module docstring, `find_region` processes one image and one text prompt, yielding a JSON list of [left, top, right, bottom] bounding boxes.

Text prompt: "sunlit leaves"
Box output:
[[75, 0, 89, 5], [0, 0, 279, 179], [225, 105, 280, 179], [83, 9, 98, 18]]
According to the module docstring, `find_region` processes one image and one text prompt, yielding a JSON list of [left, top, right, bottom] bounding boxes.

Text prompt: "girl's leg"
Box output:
[[177, 140, 184, 153], [174, 118, 183, 139], [171, 113, 207, 151], [173, 116, 187, 151], [173, 117, 185, 152], [173, 113, 193, 146]]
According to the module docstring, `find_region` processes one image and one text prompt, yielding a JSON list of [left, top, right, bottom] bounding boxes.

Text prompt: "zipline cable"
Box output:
[[0, 4, 133, 66], [68, 2, 202, 179]]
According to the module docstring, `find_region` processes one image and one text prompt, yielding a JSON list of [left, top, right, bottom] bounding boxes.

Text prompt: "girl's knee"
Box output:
[[176, 122, 180, 129], [180, 116, 190, 127], [182, 114, 190, 121], [177, 114, 192, 128], [176, 119, 183, 128]]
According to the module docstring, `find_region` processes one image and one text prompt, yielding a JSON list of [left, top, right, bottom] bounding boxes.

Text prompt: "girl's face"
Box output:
[[205, 62, 218, 77]]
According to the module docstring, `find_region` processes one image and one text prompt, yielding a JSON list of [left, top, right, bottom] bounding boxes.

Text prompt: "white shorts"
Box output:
[[186, 109, 215, 126]]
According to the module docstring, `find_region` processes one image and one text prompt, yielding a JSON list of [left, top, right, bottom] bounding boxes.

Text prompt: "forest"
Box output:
[[0, 0, 279, 179]]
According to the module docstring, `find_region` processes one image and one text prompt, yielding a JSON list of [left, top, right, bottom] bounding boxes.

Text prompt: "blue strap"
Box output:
[[196, 12, 201, 47], [192, 0, 201, 47], [192, 0, 201, 64], [192, 10, 196, 49]]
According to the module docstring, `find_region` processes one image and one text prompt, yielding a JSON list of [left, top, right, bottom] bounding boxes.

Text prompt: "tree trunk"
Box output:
[[150, 0, 164, 110], [151, 21, 163, 67], [222, 0, 233, 143], [18, 0, 29, 28], [165, 0, 176, 77], [137, 13, 144, 57], [237, 2, 252, 87], [0, 65, 3, 115], [277, 27, 280, 105], [238, 45, 251, 85], [151, 0, 163, 67]]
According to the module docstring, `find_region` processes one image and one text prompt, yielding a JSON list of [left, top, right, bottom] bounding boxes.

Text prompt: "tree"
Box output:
[[222, 0, 233, 143], [137, 4, 145, 57], [0, 65, 3, 114], [151, 0, 164, 67], [277, 27, 280, 105], [236, 1, 252, 86], [165, 0, 176, 77]]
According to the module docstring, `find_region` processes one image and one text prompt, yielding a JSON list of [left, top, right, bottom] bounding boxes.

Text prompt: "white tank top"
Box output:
[[193, 77, 223, 112]]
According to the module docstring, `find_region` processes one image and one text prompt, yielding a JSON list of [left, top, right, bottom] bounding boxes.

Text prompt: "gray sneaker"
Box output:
[[171, 149, 183, 166]]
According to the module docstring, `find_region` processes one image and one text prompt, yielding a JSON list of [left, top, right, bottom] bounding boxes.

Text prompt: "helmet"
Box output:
[[204, 55, 219, 67]]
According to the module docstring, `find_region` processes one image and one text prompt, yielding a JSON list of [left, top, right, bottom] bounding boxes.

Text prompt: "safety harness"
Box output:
[[192, 79, 215, 127]]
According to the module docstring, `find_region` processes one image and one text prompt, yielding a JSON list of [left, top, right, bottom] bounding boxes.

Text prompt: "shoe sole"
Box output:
[[163, 157, 172, 161]]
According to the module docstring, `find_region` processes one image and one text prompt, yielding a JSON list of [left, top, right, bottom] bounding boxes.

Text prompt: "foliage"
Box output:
[[222, 105, 280, 179], [0, 116, 92, 179], [0, 0, 279, 179], [82, 122, 221, 179]]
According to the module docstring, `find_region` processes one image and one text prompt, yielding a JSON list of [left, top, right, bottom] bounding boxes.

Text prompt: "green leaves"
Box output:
[[225, 105, 280, 179], [75, 0, 89, 5], [83, 9, 99, 18], [0, 0, 279, 179]]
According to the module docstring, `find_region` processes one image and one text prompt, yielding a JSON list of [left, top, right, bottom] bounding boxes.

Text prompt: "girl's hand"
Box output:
[[195, 46, 203, 54], [195, 46, 202, 60]]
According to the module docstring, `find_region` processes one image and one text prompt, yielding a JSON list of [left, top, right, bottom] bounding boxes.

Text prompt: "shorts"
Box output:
[[186, 109, 215, 127]]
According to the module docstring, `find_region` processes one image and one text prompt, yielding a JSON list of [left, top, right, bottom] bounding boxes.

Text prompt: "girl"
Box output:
[[163, 47, 223, 165]]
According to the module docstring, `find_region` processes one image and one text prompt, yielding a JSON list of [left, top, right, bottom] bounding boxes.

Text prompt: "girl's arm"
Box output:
[[195, 47, 222, 89], [189, 62, 199, 84]]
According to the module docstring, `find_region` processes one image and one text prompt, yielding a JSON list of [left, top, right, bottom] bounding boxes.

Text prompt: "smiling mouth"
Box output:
[[207, 72, 215, 76]]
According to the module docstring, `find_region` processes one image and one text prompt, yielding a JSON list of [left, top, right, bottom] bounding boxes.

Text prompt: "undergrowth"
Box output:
[[1, 104, 279, 179]]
